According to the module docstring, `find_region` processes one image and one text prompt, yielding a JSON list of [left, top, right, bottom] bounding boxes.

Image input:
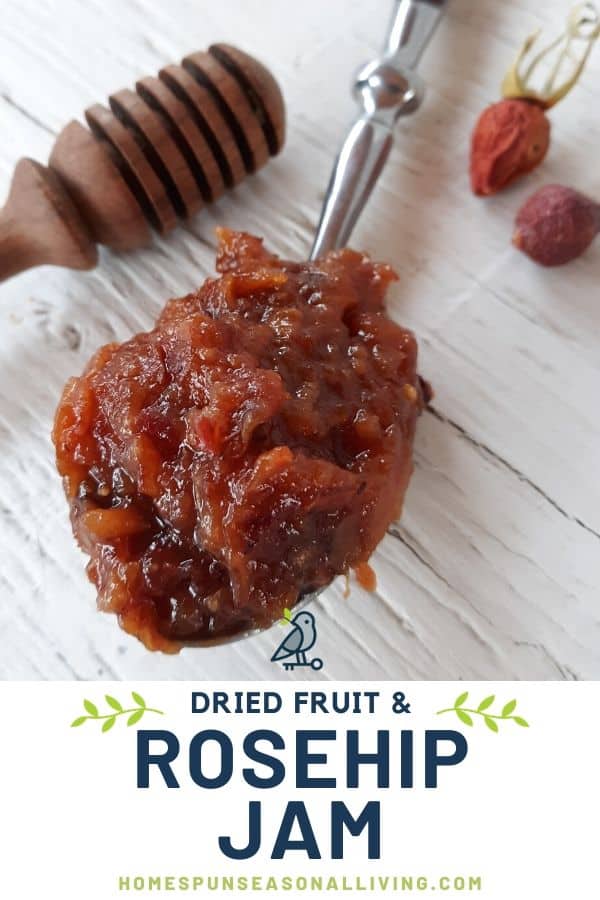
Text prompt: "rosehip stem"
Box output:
[[502, 2, 600, 109]]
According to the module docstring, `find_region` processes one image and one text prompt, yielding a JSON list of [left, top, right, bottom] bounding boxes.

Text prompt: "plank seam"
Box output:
[[426, 405, 600, 542]]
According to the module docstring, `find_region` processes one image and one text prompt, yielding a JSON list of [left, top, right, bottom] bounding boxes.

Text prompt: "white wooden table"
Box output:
[[1, 0, 598, 681]]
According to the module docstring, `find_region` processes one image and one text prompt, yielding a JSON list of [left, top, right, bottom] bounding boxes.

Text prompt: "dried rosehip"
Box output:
[[470, 5, 599, 196], [470, 99, 550, 196], [513, 184, 600, 266]]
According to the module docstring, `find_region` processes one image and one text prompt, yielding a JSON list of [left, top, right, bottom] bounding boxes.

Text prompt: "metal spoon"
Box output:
[[311, 0, 446, 258], [188, 0, 446, 647]]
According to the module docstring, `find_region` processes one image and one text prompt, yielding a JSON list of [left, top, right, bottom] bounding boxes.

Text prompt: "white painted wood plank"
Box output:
[[0, 0, 599, 680]]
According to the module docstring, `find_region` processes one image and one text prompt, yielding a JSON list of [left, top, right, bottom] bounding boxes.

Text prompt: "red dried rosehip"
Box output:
[[513, 184, 600, 267], [470, 99, 550, 196]]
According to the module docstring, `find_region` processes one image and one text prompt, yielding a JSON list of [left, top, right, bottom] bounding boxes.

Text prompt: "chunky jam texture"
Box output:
[[53, 230, 425, 651]]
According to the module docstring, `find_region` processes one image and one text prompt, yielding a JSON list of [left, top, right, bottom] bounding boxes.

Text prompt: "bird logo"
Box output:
[[271, 610, 323, 671]]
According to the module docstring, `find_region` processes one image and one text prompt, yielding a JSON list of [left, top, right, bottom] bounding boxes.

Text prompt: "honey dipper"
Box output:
[[0, 45, 284, 283]]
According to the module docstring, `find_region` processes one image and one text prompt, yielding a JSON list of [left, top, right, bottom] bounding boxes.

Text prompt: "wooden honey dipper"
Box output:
[[0, 44, 285, 283]]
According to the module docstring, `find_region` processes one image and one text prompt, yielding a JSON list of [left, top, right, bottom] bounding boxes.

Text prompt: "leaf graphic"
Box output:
[[83, 700, 99, 717], [71, 694, 162, 732], [284, 607, 292, 621], [438, 694, 529, 734], [456, 709, 473, 726], [477, 695, 495, 712], [105, 695, 123, 712]]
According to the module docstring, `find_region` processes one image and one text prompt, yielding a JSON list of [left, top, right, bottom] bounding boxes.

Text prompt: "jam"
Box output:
[[53, 230, 426, 651]]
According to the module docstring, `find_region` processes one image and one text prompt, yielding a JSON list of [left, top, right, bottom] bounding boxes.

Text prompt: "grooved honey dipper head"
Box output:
[[0, 44, 285, 282]]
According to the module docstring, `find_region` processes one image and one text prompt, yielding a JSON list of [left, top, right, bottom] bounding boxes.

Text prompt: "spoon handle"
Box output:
[[310, 0, 446, 260]]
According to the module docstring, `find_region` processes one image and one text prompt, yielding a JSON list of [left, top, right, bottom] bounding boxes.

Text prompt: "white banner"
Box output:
[[0, 681, 594, 899]]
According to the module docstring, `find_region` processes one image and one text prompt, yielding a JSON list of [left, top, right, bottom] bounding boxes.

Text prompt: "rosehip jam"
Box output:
[[53, 230, 426, 651]]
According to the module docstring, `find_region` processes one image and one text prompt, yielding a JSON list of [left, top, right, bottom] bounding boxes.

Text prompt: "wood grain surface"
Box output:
[[1, 0, 598, 681]]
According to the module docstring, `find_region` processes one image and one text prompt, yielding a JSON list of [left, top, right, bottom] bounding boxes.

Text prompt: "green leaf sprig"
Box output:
[[279, 607, 293, 627], [71, 692, 164, 732], [436, 692, 529, 733]]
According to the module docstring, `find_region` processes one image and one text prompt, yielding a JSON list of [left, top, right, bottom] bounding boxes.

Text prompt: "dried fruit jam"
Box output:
[[53, 230, 426, 651]]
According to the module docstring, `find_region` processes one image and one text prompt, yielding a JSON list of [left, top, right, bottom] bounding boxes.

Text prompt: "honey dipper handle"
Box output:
[[0, 159, 97, 284]]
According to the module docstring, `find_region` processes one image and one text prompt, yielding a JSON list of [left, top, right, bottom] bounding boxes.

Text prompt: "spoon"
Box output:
[[190, 0, 446, 647]]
